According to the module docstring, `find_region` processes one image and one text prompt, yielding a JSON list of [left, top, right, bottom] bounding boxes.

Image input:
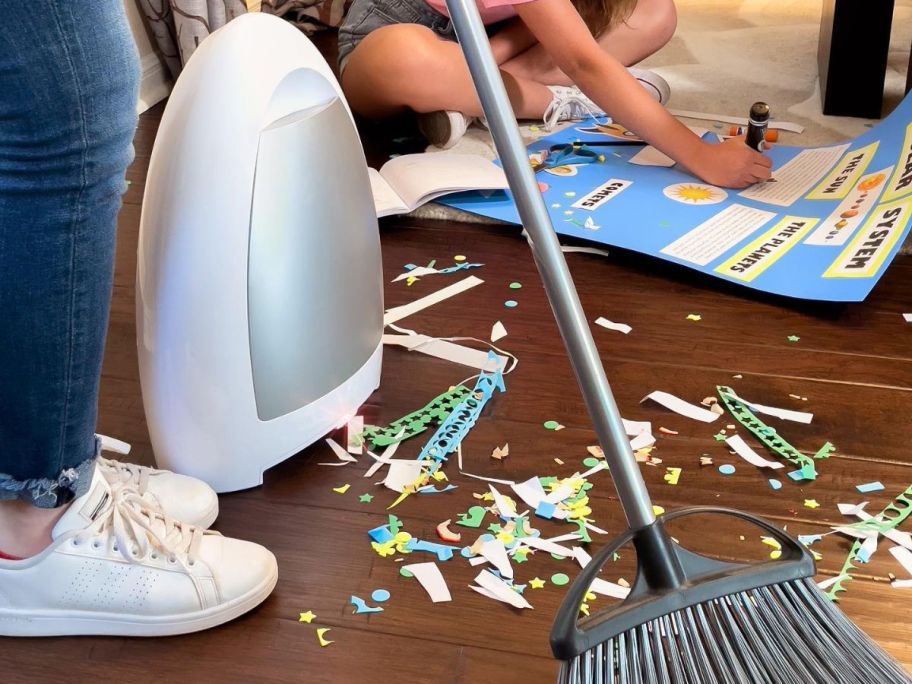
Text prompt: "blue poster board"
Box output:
[[439, 94, 912, 301]]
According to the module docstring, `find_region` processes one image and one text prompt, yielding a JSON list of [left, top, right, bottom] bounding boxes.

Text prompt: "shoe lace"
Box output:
[[97, 456, 155, 496], [542, 93, 607, 131], [80, 485, 205, 567]]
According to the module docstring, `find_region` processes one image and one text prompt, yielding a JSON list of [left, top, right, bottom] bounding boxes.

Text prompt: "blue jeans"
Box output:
[[0, 1, 139, 508]]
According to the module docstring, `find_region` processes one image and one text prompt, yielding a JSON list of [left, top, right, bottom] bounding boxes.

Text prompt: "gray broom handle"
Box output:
[[445, 0, 656, 530]]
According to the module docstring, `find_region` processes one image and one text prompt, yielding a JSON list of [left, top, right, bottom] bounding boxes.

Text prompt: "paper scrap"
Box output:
[[489, 485, 517, 519], [725, 434, 785, 470], [346, 416, 364, 454], [890, 546, 912, 577], [642, 390, 720, 423], [519, 535, 575, 558], [323, 438, 358, 464], [594, 317, 632, 335], [316, 628, 334, 647], [856, 481, 885, 493], [298, 611, 316, 623], [332, 484, 351, 494], [472, 570, 533, 609], [903, 313, 912, 323], [479, 539, 514, 579], [381, 460, 425, 493], [629, 431, 656, 451], [490, 443, 509, 460], [663, 467, 682, 485], [491, 321, 508, 342], [628, 145, 675, 168], [383, 275, 483, 326], [722, 389, 813, 424], [668, 107, 805, 133], [403, 562, 452, 602], [382, 333, 507, 371]]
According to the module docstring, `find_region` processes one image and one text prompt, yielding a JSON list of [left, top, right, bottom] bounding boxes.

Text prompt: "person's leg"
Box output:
[[0, 0, 139, 553], [500, 0, 677, 86], [341, 23, 555, 119]]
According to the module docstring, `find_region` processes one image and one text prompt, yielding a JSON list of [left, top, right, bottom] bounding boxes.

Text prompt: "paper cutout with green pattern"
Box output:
[[361, 385, 472, 448]]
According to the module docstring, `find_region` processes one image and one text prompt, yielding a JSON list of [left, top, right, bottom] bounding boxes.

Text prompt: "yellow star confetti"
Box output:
[[316, 627, 334, 647], [298, 610, 316, 623], [529, 577, 546, 589], [804, 499, 820, 509]]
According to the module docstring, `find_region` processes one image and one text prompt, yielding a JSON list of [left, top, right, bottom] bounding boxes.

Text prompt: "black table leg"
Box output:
[[818, 0, 895, 118]]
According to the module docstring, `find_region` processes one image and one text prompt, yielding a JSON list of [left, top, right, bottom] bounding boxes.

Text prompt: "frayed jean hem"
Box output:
[[0, 437, 100, 508]]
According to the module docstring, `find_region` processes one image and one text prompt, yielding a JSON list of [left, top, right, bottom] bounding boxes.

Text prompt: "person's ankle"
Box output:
[[0, 499, 70, 559]]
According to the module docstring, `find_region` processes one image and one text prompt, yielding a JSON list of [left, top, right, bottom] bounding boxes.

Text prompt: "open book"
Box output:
[[368, 153, 508, 217]]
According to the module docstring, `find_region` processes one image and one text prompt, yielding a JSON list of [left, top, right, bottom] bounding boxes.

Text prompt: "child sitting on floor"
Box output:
[[337, 0, 771, 188]]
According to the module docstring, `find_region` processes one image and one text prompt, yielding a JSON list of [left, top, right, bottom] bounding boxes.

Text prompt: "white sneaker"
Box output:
[[627, 66, 671, 105], [0, 469, 277, 637], [418, 110, 473, 149], [543, 69, 671, 129], [97, 434, 219, 529]]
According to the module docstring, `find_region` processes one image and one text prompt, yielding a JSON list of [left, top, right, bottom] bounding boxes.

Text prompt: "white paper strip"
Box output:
[[594, 317, 632, 335], [324, 438, 358, 463], [392, 265, 440, 282], [623, 419, 652, 437], [346, 416, 364, 454], [590, 577, 632, 600], [816, 576, 842, 591], [543, 485, 576, 505], [725, 435, 785, 470], [489, 485, 517, 519], [519, 536, 576, 558], [381, 460, 424, 492], [578, 461, 610, 479], [857, 534, 878, 562], [903, 313, 912, 323], [668, 108, 805, 133], [472, 570, 533, 609], [721, 389, 813, 424], [642, 391, 721, 423], [892, 579, 912, 588], [889, 546, 912, 577], [403, 562, 452, 602], [629, 432, 656, 451], [383, 276, 483, 326], [382, 333, 506, 371], [491, 321, 508, 342], [363, 433, 405, 478], [511, 477, 546, 509], [479, 539, 514, 579], [836, 503, 912, 551]]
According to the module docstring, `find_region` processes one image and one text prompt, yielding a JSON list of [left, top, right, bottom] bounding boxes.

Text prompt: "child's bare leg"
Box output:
[[341, 24, 553, 118], [499, 0, 677, 85]]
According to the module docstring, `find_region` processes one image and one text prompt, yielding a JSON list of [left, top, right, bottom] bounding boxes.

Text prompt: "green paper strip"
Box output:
[[361, 385, 471, 448], [826, 482, 912, 601], [716, 386, 817, 480]]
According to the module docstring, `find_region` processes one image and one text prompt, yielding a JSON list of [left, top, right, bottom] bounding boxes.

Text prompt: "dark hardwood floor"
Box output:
[[3, 83, 912, 683]]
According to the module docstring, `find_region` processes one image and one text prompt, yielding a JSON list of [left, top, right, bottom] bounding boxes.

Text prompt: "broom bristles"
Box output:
[[558, 578, 912, 684]]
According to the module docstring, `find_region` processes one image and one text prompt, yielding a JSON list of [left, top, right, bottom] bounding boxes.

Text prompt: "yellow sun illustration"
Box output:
[[663, 182, 728, 205]]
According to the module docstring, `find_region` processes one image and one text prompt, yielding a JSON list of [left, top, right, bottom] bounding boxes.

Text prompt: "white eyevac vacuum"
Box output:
[[136, 13, 383, 493]]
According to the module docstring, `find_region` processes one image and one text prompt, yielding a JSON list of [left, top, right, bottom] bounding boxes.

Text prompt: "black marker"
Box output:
[[746, 101, 770, 151]]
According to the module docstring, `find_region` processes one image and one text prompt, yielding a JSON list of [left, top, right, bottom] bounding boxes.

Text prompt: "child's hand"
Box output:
[[692, 137, 772, 188]]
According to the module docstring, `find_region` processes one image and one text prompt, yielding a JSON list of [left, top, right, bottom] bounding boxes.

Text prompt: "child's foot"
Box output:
[[0, 469, 277, 637], [418, 110, 474, 149], [96, 435, 219, 529]]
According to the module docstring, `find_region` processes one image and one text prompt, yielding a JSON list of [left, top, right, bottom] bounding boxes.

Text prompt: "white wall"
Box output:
[[124, 0, 172, 112]]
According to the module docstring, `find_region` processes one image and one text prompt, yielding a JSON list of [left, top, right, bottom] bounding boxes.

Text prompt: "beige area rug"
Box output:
[[410, 0, 912, 252]]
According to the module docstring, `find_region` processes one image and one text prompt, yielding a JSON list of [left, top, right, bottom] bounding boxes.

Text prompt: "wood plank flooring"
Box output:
[[3, 87, 912, 683]]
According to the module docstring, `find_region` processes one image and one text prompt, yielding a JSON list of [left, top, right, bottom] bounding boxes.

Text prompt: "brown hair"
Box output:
[[573, 0, 637, 38]]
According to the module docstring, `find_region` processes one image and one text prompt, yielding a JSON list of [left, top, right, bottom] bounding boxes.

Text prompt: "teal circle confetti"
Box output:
[[509, 282, 522, 289], [582, 457, 600, 468], [543, 420, 560, 430], [504, 300, 518, 308], [718, 464, 736, 475], [371, 589, 391, 603], [551, 573, 570, 586]]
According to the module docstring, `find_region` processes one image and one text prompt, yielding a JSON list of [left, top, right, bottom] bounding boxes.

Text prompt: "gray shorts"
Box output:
[[337, 0, 456, 73]]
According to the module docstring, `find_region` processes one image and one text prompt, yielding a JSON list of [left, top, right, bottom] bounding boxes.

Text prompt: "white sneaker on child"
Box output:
[[543, 68, 672, 129], [96, 434, 219, 529], [0, 469, 277, 637], [418, 110, 474, 149]]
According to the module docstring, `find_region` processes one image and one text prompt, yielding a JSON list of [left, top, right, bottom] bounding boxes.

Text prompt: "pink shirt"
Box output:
[[425, 0, 536, 25]]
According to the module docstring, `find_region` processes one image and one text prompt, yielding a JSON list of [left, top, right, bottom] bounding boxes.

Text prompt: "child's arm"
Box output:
[[514, 0, 771, 188]]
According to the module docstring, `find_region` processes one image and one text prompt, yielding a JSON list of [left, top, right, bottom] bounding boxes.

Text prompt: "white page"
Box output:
[[404, 562, 452, 602], [725, 434, 785, 469], [383, 276, 483, 326], [379, 153, 508, 211], [479, 539, 513, 579], [641, 390, 721, 423], [368, 167, 409, 217], [623, 419, 652, 436], [738, 144, 850, 207], [660, 204, 777, 266]]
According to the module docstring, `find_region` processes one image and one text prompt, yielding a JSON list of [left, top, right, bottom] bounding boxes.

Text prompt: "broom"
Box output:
[[442, 0, 912, 681]]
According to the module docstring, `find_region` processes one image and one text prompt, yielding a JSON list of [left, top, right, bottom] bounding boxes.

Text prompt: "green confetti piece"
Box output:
[[399, 567, 413, 578], [717, 386, 817, 480], [787, 335, 800, 342], [509, 282, 522, 289], [551, 573, 570, 586], [543, 420, 561, 430], [814, 442, 836, 459], [582, 457, 600, 468], [361, 385, 471, 448], [504, 300, 518, 308]]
